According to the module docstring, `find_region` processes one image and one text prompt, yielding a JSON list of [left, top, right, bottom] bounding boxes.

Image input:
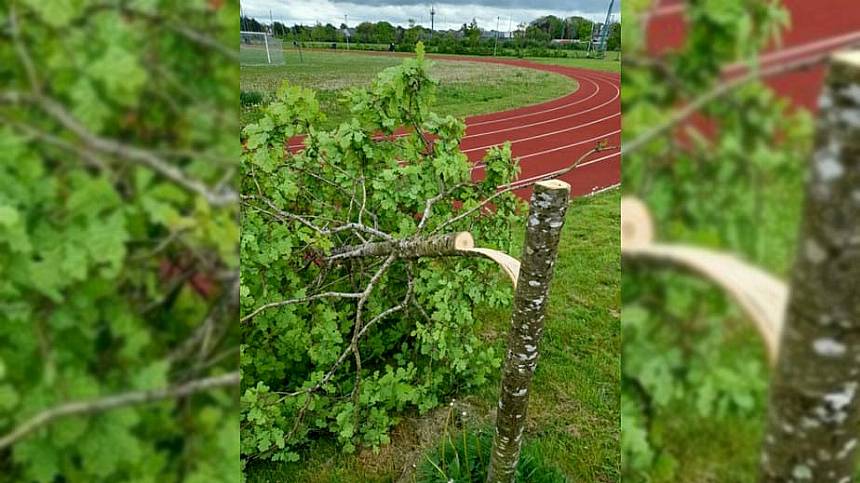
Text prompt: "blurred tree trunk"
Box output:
[[760, 50, 860, 482], [486, 180, 570, 483]]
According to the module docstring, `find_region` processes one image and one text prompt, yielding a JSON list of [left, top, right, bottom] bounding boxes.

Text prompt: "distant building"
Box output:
[[480, 30, 510, 40]]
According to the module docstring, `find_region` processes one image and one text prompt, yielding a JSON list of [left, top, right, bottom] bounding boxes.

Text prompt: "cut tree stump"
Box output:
[[760, 48, 860, 483], [486, 180, 571, 483]]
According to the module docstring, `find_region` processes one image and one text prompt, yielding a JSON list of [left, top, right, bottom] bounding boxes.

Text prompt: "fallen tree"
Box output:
[[239, 43, 612, 463]]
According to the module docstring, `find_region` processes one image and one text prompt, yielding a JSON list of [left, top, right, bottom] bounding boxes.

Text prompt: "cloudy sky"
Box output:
[[241, 0, 620, 32]]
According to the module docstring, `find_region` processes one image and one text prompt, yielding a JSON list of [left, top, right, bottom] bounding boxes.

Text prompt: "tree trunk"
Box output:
[[760, 50, 860, 483], [486, 180, 571, 483]]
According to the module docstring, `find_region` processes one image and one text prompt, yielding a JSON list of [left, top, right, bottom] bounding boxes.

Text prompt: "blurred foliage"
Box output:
[[0, 1, 238, 481], [239, 45, 524, 466], [620, 0, 814, 480]]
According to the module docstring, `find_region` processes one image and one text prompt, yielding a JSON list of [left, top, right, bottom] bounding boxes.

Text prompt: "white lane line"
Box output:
[[463, 79, 620, 141], [463, 112, 621, 154], [467, 75, 602, 128], [504, 151, 621, 186], [647, 2, 685, 18], [471, 129, 622, 170]]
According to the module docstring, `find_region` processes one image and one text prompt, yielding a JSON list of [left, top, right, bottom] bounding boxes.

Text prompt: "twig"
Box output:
[[430, 146, 607, 236], [277, 256, 398, 400], [9, 4, 41, 93], [241, 194, 393, 241], [241, 291, 364, 324], [350, 257, 406, 435]]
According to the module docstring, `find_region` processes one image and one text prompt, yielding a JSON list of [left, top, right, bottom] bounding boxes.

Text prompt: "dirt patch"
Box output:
[[349, 396, 491, 482]]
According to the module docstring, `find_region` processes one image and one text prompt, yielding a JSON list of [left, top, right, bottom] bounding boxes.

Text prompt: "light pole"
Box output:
[[493, 16, 500, 56]]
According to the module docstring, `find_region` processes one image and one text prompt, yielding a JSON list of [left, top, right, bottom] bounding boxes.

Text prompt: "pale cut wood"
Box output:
[[460, 248, 521, 288], [621, 196, 787, 364]]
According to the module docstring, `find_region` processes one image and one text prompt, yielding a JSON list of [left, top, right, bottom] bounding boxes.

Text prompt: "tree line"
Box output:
[[240, 15, 620, 51]]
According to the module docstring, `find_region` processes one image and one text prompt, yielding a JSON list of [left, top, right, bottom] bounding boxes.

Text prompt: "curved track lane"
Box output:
[[289, 54, 621, 199]]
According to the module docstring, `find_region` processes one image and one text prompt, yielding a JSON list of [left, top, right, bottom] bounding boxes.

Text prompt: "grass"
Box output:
[[245, 190, 621, 482], [527, 56, 621, 73], [240, 49, 579, 129], [415, 426, 568, 482]]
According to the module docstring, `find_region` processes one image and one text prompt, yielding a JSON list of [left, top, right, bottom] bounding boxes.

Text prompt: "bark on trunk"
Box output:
[[330, 231, 474, 259], [486, 180, 570, 483], [760, 50, 860, 483]]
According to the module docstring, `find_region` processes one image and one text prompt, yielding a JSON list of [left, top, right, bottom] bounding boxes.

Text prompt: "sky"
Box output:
[[240, 0, 620, 32]]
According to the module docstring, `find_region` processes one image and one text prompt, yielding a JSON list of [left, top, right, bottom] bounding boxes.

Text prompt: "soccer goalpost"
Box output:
[[240, 31, 284, 65]]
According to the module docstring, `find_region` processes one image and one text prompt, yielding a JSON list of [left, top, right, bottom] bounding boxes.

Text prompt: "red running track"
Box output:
[[289, 54, 621, 199], [645, 0, 860, 112]]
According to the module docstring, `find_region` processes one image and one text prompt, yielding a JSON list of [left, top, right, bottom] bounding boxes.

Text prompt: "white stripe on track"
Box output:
[[463, 112, 621, 154], [463, 80, 620, 141], [471, 130, 621, 170], [504, 151, 621, 186]]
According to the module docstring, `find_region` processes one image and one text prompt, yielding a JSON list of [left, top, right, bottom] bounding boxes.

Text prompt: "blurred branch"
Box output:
[[9, 4, 41, 93], [2, 117, 110, 172], [240, 291, 364, 324], [623, 51, 835, 155], [169, 274, 240, 366], [0, 372, 239, 450], [0, 90, 237, 206]]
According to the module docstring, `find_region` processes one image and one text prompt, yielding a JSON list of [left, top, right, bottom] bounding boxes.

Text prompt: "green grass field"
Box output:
[[240, 49, 588, 129], [528, 56, 621, 73], [245, 190, 621, 482]]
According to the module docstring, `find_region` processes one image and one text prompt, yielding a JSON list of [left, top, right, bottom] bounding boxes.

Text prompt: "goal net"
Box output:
[[240, 31, 284, 65]]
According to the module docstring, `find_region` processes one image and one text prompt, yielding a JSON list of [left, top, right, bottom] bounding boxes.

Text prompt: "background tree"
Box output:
[[464, 18, 481, 47], [375, 21, 396, 44], [356, 21, 377, 43], [606, 22, 621, 51]]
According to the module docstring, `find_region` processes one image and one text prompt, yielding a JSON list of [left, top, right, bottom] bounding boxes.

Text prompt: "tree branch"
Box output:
[[0, 372, 239, 450], [240, 291, 364, 324]]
